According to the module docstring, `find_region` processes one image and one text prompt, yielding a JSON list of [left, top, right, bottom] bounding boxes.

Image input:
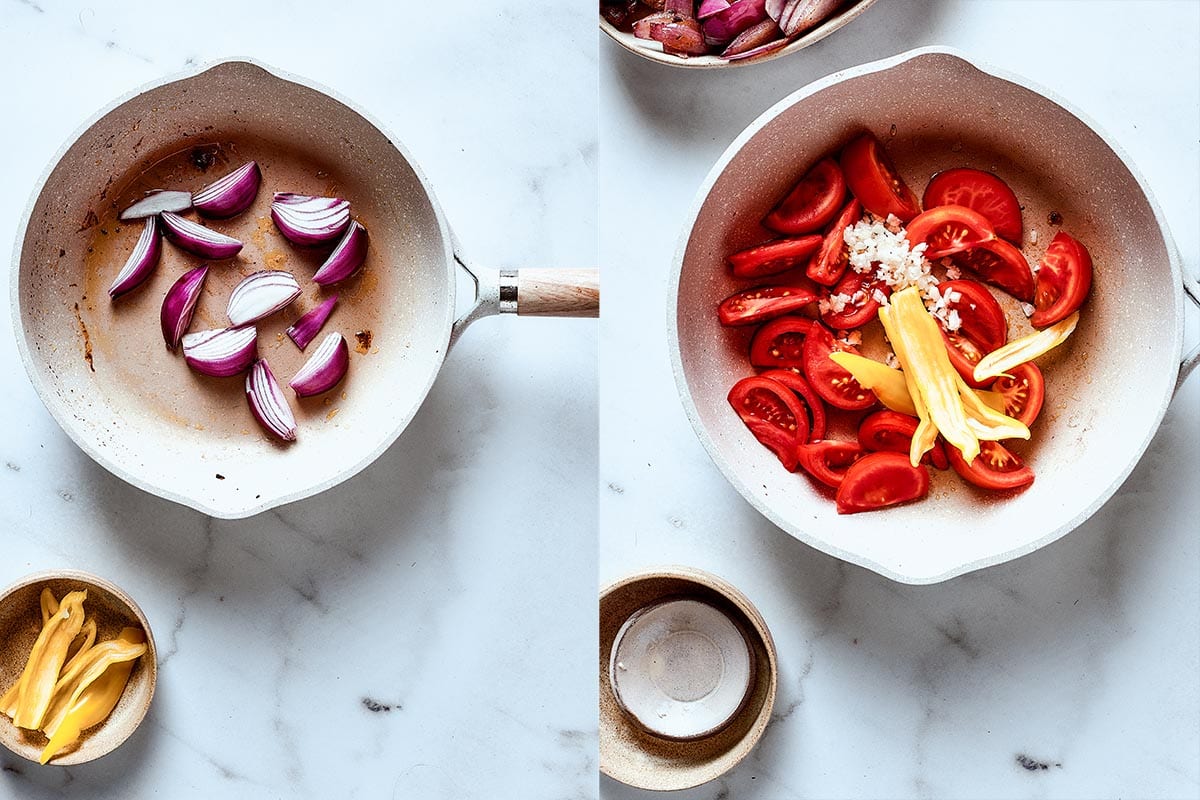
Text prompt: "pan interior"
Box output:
[[675, 52, 1177, 582], [16, 62, 452, 517]]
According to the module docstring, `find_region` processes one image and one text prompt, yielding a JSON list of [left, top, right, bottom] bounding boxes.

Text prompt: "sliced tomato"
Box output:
[[728, 376, 809, 471], [938, 279, 1007, 351], [749, 316, 813, 369], [905, 205, 996, 260], [796, 440, 863, 488], [857, 409, 948, 470], [802, 321, 877, 411], [763, 157, 847, 235], [728, 235, 824, 279], [718, 284, 818, 327], [806, 199, 861, 286], [760, 368, 827, 441], [923, 168, 1023, 243], [1032, 231, 1092, 327], [820, 270, 889, 330], [950, 237, 1035, 302], [946, 439, 1035, 491], [839, 132, 921, 222], [992, 362, 1045, 427], [942, 330, 994, 389], [835, 452, 930, 514]]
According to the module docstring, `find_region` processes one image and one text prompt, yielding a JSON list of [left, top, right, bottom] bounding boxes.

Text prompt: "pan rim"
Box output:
[[666, 45, 1187, 584], [10, 56, 458, 520]]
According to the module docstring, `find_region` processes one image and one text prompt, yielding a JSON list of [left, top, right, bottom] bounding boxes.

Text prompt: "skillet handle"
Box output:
[[1178, 270, 1200, 395], [508, 268, 599, 317]]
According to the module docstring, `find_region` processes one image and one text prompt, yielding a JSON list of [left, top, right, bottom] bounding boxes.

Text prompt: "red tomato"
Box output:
[[718, 285, 818, 327], [728, 235, 824, 279], [806, 199, 862, 286], [835, 452, 930, 514], [749, 316, 813, 369], [820, 270, 888, 330], [857, 410, 948, 469], [802, 322, 877, 411], [950, 238, 1035, 302], [796, 440, 864, 488], [938, 280, 1007, 351], [992, 362, 1045, 427], [839, 132, 921, 222], [946, 440, 1035, 491], [728, 376, 809, 471], [923, 168, 1023, 243], [905, 205, 996, 260], [759, 368, 827, 441], [1032, 231, 1092, 327], [942, 331, 994, 390], [763, 157, 847, 235]]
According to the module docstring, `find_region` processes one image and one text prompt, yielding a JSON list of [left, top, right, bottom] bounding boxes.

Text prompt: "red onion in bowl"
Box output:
[[289, 333, 349, 398], [722, 34, 790, 60], [246, 359, 297, 442], [108, 217, 161, 298], [160, 265, 209, 350], [701, 0, 769, 46], [192, 161, 261, 219], [633, 12, 709, 56], [227, 271, 302, 327], [720, 17, 782, 56], [312, 222, 368, 285], [119, 190, 193, 221], [765, 0, 841, 36], [698, 0, 732, 18], [286, 295, 338, 351], [270, 193, 351, 246], [182, 326, 257, 377], [160, 211, 244, 259]]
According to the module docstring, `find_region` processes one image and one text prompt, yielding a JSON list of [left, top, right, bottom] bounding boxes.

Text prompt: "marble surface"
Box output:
[[600, 1, 1199, 798], [0, 2, 596, 799]]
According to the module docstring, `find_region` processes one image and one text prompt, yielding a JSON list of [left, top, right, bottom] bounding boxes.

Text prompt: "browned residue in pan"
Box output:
[[78, 210, 99, 233], [73, 302, 94, 372], [354, 329, 372, 355]]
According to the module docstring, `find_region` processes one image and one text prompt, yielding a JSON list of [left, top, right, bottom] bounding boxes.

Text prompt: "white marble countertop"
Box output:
[[600, 1, 1198, 798], [0, 2, 597, 798]]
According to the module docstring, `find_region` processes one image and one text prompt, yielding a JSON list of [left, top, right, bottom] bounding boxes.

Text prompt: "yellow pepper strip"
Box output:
[[956, 375, 1031, 441], [880, 288, 980, 464], [0, 682, 16, 719], [40, 630, 146, 751], [40, 589, 59, 626], [829, 352, 917, 416], [973, 312, 1079, 382], [975, 389, 1007, 415], [11, 590, 87, 729], [61, 617, 98, 676]]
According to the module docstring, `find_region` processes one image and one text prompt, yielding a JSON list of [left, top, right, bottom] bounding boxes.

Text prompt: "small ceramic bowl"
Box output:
[[0, 570, 157, 765], [599, 0, 878, 69], [600, 566, 777, 791]]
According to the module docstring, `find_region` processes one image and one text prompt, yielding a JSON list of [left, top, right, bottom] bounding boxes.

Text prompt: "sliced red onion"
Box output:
[[701, 0, 768, 46], [664, 0, 692, 12], [721, 35, 790, 60], [246, 360, 297, 442], [286, 295, 338, 351], [633, 12, 709, 56], [698, 0, 732, 18], [119, 190, 193, 221], [160, 211, 243, 259], [312, 222, 368, 285], [765, 0, 841, 36], [182, 326, 257, 377], [289, 333, 349, 398], [160, 265, 209, 350], [720, 18, 782, 56], [109, 217, 161, 298], [270, 193, 351, 246], [227, 270, 302, 327], [192, 161, 261, 219]]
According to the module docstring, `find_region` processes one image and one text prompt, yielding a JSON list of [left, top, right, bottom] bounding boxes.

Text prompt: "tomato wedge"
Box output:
[[904, 205, 996, 260], [942, 331, 994, 390], [946, 439, 1035, 491], [840, 132, 921, 222], [760, 368, 827, 441], [728, 376, 809, 471], [718, 284, 818, 326], [857, 409, 948, 469], [950, 237, 1035, 302], [938, 280, 1007, 351], [806, 199, 862, 286], [802, 321, 877, 410], [749, 316, 814, 369], [796, 440, 863, 488], [763, 157, 847, 235], [835, 452, 930, 514], [923, 168, 1023, 243], [1032, 231, 1092, 328], [820, 270, 888, 330], [992, 362, 1045, 427], [728, 235, 824, 279]]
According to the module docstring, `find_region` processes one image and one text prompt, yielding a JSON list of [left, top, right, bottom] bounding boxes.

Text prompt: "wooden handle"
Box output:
[[515, 269, 599, 317]]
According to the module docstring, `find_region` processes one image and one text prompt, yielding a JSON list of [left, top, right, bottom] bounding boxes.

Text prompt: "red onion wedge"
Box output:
[[701, 0, 769, 46], [286, 295, 338, 351], [765, 0, 841, 37], [192, 161, 261, 219], [119, 190, 193, 221], [160, 211, 244, 259], [227, 270, 302, 327], [182, 326, 257, 377], [108, 217, 161, 298], [698, 0, 732, 18], [289, 333, 349, 398], [632, 12, 708, 56], [270, 193, 351, 246], [722, 34, 790, 60], [160, 265, 209, 350], [247, 360, 297, 442], [312, 222, 368, 285], [721, 18, 783, 56]]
